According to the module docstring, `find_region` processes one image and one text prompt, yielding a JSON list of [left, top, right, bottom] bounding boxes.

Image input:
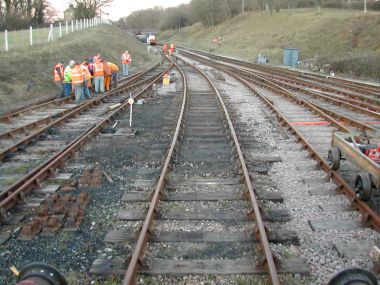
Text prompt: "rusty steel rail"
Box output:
[[179, 47, 380, 98], [193, 64, 281, 284], [0, 71, 144, 124], [0, 60, 169, 162], [0, 104, 83, 140], [230, 73, 380, 231], [0, 69, 153, 140], [0, 96, 72, 123], [180, 49, 378, 133], [236, 72, 378, 132], [178, 48, 380, 232], [123, 58, 280, 284], [179, 49, 352, 133], [0, 60, 174, 220], [251, 71, 380, 108], [259, 75, 380, 115], [122, 59, 187, 285], [209, 62, 380, 115], [301, 73, 380, 97]]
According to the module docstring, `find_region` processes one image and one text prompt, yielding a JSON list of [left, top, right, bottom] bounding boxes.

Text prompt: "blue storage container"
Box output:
[[283, 48, 299, 67]]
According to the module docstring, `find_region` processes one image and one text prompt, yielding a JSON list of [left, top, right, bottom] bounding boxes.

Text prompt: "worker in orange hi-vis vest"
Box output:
[[93, 53, 101, 63], [93, 59, 105, 94], [81, 61, 92, 99], [107, 62, 120, 89], [121, 50, 131, 76], [54, 63, 64, 98], [163, 43, 168, 54], [102, 59, 112, 92], [169, 43, 175, 55], [71, 63, 85, 103]]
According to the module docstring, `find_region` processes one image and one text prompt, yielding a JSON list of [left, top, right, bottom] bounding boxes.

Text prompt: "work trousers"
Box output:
[[83, 80, 91, 99], [104, 75, 111, 92], [74, 84, 84, 102], [94, 76, 105, 94], [122, 64, 129, 76], [55, 81, 64, 98], [63, 83, 72, 97], [111, 72, 118, 88]]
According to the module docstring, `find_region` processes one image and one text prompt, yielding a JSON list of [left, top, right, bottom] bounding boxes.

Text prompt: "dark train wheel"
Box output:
[[327, 267, 378, 285], [328, 147, 341, 171], [17, 262, 67, 285], [355, 173, 372, 202]]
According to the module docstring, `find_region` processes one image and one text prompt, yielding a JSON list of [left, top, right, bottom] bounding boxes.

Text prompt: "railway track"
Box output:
[[89, 58, 309, 284], [0, 71, 147, 156], [0, 59, 172, 224], [184, 48, 380, 98], [0, 72, 142, 123], [2, 47, 380, 284], [177, 49, 380, 227]]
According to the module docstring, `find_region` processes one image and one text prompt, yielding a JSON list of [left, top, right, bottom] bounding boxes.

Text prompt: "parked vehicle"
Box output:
[[147, 35, 157, 45]]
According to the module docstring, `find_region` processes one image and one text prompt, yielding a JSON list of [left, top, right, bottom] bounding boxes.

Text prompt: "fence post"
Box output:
[[71, 20, 74, 33], [48, 23, 54, 42], [66, 21, 69, 35], [4, 29, 8, 51], [76, 19, 78, 30], [59, 22, 62, 38], [29, 26, 33, 46], [81, 19, 83, 29]]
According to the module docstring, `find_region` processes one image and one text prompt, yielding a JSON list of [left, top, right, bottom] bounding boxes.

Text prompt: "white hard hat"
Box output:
[[69, 60, 75, 67]]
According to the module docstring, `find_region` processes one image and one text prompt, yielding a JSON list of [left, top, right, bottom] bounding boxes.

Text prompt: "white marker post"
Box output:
[[128, 93, 135, 128], [29, 26, 33, 46]]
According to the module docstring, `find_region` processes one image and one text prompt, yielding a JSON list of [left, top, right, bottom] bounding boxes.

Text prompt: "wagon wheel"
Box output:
[[327, 267, 378, 285], [328, 147, 341, 171], [355, 173, 373, 202]]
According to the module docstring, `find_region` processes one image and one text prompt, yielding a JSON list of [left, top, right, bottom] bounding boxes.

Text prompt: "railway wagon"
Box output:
[[147, 35, 157, 45], [328, 131, 380, 201]]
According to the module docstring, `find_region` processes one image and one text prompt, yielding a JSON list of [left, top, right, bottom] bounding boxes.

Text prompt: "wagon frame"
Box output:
[[328, 131, 380, 201]]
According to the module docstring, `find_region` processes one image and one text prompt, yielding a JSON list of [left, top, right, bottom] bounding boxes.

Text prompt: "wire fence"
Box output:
[[0, 18, 109, 52]]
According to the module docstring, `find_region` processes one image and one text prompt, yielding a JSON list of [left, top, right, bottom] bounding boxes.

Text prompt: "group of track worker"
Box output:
[[162, 43, 175, 55], [54, 51, 132, 103]]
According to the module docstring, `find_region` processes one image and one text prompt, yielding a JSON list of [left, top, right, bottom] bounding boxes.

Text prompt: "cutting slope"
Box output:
[[159, 8, 380, 79]]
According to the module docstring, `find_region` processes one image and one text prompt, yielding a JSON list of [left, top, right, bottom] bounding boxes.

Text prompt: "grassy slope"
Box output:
[[0, 24, 161, 114], [159, 8, 380, 79]]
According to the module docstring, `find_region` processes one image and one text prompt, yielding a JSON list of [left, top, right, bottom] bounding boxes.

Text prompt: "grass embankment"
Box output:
[[0, 24, 161, 115], [159, 8, 380, 80]]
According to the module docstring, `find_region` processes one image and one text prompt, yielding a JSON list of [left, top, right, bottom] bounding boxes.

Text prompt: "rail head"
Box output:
[[0, 59, 175, 221], [189, 62, 281, 285], [232, 71, 380, 232], [122, 59, 187, 285]]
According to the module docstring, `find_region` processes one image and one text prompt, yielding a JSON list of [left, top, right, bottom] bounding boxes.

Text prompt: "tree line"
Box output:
[[119, 0, 380, 31], [0, 0, 113, 30]]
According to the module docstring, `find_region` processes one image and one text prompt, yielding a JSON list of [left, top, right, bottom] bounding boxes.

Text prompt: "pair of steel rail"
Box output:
[[122, 58, 281, 284], [0, 59, 173, 222]]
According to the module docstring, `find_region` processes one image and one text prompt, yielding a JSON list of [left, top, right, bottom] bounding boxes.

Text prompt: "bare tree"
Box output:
[[71, 0, 113, 18]]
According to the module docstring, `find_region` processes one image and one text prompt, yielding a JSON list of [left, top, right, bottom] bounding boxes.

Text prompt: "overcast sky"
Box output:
[[52, 0, 191, 20]]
